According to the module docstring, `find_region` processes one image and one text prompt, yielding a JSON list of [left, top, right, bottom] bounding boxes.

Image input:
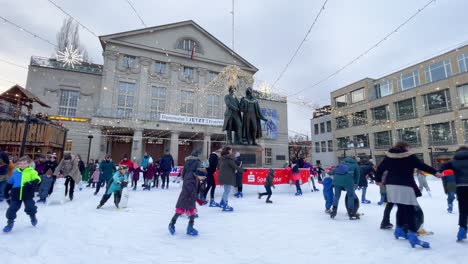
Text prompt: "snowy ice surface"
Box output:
[[0, 177, 465, 264]]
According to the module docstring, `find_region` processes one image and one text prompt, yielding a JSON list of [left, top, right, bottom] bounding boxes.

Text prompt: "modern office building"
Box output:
[[310, 105, 337, 167], [330, 44, 468, 165]]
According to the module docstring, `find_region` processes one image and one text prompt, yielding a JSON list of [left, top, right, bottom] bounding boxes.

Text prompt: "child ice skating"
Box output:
[[258, 168, 275, 203], [96, 166, 128, 209], [441, 169, 456, 213], [37, 169, 54, 203], [290, 159, 302, 196], [322, 172, 334, 214], [143, 161, 156, 190], [329, 157, 360, 220], [3, 156, 41, 232], [168, 150, 205, 236]]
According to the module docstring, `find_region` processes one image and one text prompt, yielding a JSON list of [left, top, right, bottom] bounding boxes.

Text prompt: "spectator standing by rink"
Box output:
[[160, 150, 174, 189]]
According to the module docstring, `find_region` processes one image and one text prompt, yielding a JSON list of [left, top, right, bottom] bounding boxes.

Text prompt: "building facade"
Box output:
[[26, 20, 288, 167], [310, 105, 337, 167], [331, 44, 468, 166]]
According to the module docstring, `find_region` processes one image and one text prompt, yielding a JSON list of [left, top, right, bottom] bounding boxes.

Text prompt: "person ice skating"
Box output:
[[152, 160, 160, 188], [441, 169, 456, 213], [303, 159, 319, 192], [258, 168, 275, 203], [217, 146, 245, 211], [233, 152, 244, 198], [129, 162, 141, 190], [45, 153, 58, 195], [54, 154, 82, 201], [438, 146, 468, 242], [415, 169, 431, 196], [160, 150, 174, 189], [290, 159, 302, 196], [359, 160, 375, 204], [119, 154, 133, 169], [168, 150, 205, 236], [329, 157, 360, 220], [97, 166, 128, 209], [143, 161, 156, 190], [3, 156, 41, 233], [315, 163, 325, 183], [205, 149, 221, 206], [95, 155, 115, 195], [37, 169, 54, 203], [323, 172, 334, 214], [375, 141, 439, 248]]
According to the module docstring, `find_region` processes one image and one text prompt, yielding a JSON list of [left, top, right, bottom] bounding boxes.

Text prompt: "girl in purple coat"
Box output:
[[143, 162, 156, 190], [130, 163, 141, 191]]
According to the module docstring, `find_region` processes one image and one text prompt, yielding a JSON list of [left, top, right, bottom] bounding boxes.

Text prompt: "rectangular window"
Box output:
[[328, 140, 333, 152], [351, 88, 365, 103], [457, 83, 468, 107], [207, 94, 220, 118], [122, 55, 136, 68], [265, 148, 272, 165], [425, 60, 452, 83], [423, 89, 451, 115], [458, 53, 468, 73], [315, 142, 320, 153], [427, 121, 457, 146], [183, 66, 194, 78], [58, 90, 79, 117], [374, 131, 392, 149], [64, 140, 72, 152], [150, 86, 166, 120], [398, 70, 420, 91], [117, 82, 136, 118], [326, 121, 332, 132], [397, 127, 421, 147], [371, 105, 390, 124], [352, 110, 367, 126], [154, 61, 167, 74], [353, 134, 369, 148], [321, 141, 327, 152], [337, 137, 350, 149], [335, 95, 347, 108], [336, 116, 349, 129], [314, 124, 319, 135], [463, 120, 468, 143], [375, 80, 393, 98], [207, 71, 218, 83], [320, 122, 325, 134], [395, 97, 417, 121], [180, 90, 194, 115]]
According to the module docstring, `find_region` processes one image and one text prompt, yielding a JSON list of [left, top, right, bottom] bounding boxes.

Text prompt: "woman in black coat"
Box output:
[[375, 141, 439, 248], [168, 150, 206, 236]]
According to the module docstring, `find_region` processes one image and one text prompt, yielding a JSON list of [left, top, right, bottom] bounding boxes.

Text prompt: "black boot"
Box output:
[[348, 209, 360, 220], [330, 206, 337, 219]]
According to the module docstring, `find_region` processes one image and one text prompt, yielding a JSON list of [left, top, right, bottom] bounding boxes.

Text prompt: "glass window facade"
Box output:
[[424, 60, 452, 83], [180, 90, 194, 115], [423, 89, 451, 115], [117, 82, 136, 118], [427, 121, 457, 146], [395, 98, 417, 121], [397, 127, 421, 147], [352, 110, 367, 126], [59, 90, 79, 117], [458, 53, 468, 73], [374, 131, 392, 149], [351, 88, 365, 103], [375, 80, 393, 98], [398, 70, 420, 91], [336, 116, 349, 129], [372, 105, 389, 124]]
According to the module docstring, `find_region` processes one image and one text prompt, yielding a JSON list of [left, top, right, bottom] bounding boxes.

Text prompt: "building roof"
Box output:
[[0, 84, 50, 109], [99, 20, 258, 72], [30, 56, 103, 75]]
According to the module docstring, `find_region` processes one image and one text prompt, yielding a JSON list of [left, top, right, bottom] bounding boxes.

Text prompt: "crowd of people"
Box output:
[[0, 141, 467, 248]]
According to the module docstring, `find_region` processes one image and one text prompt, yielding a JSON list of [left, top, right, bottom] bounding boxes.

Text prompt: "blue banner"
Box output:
[[261, 108, 277, 140]]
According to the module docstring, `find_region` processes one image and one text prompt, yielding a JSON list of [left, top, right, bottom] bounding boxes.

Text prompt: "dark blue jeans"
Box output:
[[332, 185, 354, 210], [6, 199, 37, 224], [447, 192, 455, 206]]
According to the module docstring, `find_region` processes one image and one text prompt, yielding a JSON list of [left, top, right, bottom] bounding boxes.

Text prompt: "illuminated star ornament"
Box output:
[[56, 46, 83, 68]]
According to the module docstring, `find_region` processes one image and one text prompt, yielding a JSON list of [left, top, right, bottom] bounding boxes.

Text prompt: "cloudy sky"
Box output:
[[1, 0, 467, 136]]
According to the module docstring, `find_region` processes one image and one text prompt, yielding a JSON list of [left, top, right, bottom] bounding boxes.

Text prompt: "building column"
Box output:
[[170, 132, 179, 166], [89, 126, 103, 160], [131, 129, 143, 162], [202, 134, 212, 160]]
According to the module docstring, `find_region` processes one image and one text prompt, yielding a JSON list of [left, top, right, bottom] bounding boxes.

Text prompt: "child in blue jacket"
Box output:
[[96, 166, 128, 209], [323, 172, 334, 214], [3, 156, 41, 232]]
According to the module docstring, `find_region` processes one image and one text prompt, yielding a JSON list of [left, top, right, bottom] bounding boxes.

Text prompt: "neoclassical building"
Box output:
[[26, 20, 288, 166]]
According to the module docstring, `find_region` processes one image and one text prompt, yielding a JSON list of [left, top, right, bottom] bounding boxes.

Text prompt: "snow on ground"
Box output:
[[0, 177, 465, 264]]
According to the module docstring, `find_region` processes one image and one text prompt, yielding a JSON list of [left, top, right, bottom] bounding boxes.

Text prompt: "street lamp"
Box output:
[[87, 135, 94, 164]]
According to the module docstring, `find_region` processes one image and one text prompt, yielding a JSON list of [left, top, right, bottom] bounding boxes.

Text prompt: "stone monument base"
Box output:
[[227, 144, 264, 168]]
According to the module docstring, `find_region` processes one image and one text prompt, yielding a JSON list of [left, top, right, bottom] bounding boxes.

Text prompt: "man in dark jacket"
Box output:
[[160, 150, 174, 189], [217, 147, 245, 211], [205, 149, 220, 206], [95, 155, 115, 195], [359, 160, 375, 204], [330, 156, 360, 220], [438, 146, 468, 242], [44, 153, 58, 195]]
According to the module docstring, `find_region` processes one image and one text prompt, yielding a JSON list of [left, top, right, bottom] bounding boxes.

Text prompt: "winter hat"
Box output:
[[442, 169, 454, 176], [235, 152, 241, 158], [118, 165, 128, 170]]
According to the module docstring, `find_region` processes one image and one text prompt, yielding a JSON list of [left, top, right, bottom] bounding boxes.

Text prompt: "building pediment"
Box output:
[[99, 20, 257, 73]]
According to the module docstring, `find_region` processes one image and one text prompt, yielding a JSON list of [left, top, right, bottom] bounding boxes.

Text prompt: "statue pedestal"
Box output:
[[228, 144, 264, 168]]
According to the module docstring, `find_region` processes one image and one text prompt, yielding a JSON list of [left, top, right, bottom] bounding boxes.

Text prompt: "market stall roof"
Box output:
[[0, 84, 50, 108]]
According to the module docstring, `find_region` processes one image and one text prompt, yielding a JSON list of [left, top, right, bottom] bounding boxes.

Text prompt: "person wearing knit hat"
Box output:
[[96, 165, 128, 209]]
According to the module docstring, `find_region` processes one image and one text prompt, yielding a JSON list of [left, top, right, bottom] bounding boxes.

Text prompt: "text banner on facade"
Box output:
[[160, 114, 223, 126]]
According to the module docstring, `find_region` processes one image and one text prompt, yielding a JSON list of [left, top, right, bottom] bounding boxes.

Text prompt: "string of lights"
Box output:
[[0, 15, 57, 48], [271, 0, 329, 92], [46, 0, 100, 38], [0, 58, 28, 69], [291, 0, 437, 98], [125, 0, 147, 28]]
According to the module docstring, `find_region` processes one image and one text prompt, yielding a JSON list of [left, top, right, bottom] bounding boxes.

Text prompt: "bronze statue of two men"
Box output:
[[223, 86, 268, 145]]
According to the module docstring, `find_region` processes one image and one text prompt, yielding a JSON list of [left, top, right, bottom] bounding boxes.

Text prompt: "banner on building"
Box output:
[[260, 108, 277, 140], [160, 114, 223, 126]]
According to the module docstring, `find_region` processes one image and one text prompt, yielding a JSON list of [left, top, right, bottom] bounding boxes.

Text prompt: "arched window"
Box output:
[[177, 39, 200, 52]]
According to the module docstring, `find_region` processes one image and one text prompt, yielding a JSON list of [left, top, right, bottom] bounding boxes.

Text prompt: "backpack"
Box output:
[[334, 162, 350, 175]]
